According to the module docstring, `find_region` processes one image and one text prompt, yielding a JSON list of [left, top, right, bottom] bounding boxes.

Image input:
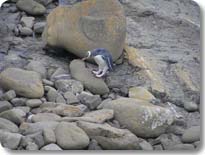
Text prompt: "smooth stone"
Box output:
[[77, 121, 140, 150], [31, 113, 61, 122], [41, 143, 62, 150], [70, 60, 109, 95], [27, 131, 45, 148], [16, 0, 46, 15], [88, 139, 102, 150], [0, 101, 12, 113], [26, 99, 43, 108], [55, 122, 89, 150], [102, 98, 175, 138], [0, 68, 44, 98], [11, 98, 27, 107], [170, 144, 195, 150], [43, 128, 56, 145], [25, 61, 47, 79], [0, 109, 25, 125], [139, 139, 153, 150], [42, 79, 54, 86], [0, 90, 16, 101], [182, 126, 200, 143], [184, 101, 198, 112], [0, 117, 19, 133], [0, 130, 22, 150], [42, 0, 126, 61]]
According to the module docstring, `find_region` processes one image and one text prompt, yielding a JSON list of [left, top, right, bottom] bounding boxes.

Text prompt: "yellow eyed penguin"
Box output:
[[82, 48, 114, 78]]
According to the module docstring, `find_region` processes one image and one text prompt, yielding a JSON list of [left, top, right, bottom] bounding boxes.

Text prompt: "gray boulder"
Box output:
[[70, 60, 109, 95], [182, 126, 200, 143], [0, 130, 22, 150], [0, 118, 19, 133], [77, 121, 140, 150], [0, 68, 44, 98], [55, 122, 89, 149], [102, 98, 175, 138]]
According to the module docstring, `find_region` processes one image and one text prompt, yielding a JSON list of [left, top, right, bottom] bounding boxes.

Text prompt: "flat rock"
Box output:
[[11, 98, 27, 107], [26, 99, 43, 108], [31, 113, 61, 122], [19, 121, 59, 135], [0, 117, 19, 133], [0, 130, 22, 150], [55, 122, 89, 150], [0, 101, 12, 113], [42, 0, 126, 61], [70, 60, 109, 95], [129, 87, 155, 101], [61, 109, 114, 124], [16, 0, 46, 15], [0, 68, 44, 98], [102, 98, 175, 138], [182, 126, 200, 143], [77, 121, 140, 150]]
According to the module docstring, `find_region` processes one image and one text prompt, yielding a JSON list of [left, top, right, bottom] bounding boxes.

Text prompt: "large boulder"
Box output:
[[16, 0, 46, 16], [42, 0, 126, 61], [77, 121, 140, 150], [70, 60, 109, 95], [55, 122, 89, 150], [0, 68, 44, 98], [102, 98, 175, 138]]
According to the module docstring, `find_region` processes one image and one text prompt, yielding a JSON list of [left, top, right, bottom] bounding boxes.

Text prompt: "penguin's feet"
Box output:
[[92, 70, 102, 75]]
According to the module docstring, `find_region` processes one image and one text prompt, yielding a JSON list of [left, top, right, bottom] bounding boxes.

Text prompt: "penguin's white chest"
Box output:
[[94, 55, 107, 69]]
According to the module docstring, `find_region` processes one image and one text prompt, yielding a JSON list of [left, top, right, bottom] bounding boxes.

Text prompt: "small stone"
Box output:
[[1, 90, 16, 101], [46, 87, 58, 102], [78, 93, 102, 110], [19, 27, 33, 36], [139, 139, 153, 150], [33, 22, 46, 34], [43, 128, 56, 145], [27, 131, 45, 148], [26, 142, 39, 150], [0, 130, 22, 150], [42, 79, 54, 86], [153, 144, 163, 150], [56, 93, 66, 104], [25, 61, 47, 79], [63, 91, 79, 104], [0, 117, 19, 133], [55, 122, 90, 149], [15, 106, 30, 113], [88, 139, 102, 150], [50, 68, 68, 82], [20, 16, 35, 28], [11, 98, 27, 107], [182, 126, 200, 143], [0, 109, 25, 125], [184, 102, 198, 112], [41, 143, 62, 150], [0, 101, 12, 113], [26, 99, 43, 108], [31, 113, 61, 123]]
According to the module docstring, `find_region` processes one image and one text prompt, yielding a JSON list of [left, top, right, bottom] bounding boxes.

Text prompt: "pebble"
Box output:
[[41, 143, 62, 150], [182, 126, 200, 143], [43, 128, 56, 145], [11, 98, 27, 107], [26, 99, 43, 108], [0, 101, 12, 113], [63, 91, 79, 104], [1, 90, 16, 101]]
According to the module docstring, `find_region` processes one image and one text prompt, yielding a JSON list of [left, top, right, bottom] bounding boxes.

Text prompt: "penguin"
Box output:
[[82, 48, 114, 78]]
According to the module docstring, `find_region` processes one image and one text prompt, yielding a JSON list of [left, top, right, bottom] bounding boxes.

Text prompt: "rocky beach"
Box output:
[[0, 0, 201, 150]]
